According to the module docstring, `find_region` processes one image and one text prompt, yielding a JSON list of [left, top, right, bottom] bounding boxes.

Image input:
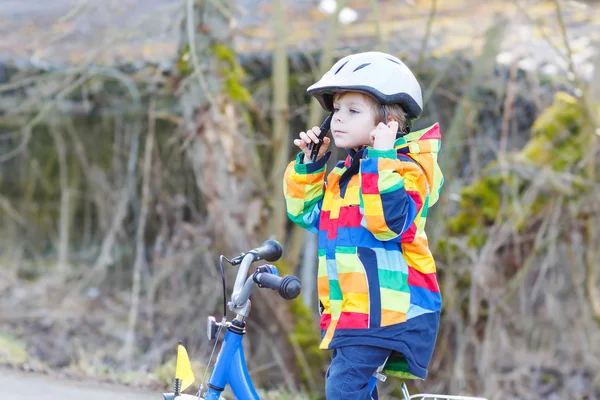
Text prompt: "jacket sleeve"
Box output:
[[359, 148, 427, 241], [283, 151, 331, 233]]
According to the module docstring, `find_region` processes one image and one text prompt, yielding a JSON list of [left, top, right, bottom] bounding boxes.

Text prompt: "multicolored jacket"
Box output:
[[283, 123, 444, 379]]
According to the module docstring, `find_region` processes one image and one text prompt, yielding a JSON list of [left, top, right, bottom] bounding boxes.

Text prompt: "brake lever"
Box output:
[[307, 114, 332, 162]]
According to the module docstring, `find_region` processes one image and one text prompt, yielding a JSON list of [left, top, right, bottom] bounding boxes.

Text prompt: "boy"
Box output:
[[283, 52, 444, 399]]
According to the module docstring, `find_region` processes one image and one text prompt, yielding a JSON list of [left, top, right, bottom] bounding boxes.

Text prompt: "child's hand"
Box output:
[[294, 126, 331, 164], [370, 121, 398, 150]]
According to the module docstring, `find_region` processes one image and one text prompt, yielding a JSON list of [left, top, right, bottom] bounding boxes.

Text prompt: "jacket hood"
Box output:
[[394, 123, 443, 207]]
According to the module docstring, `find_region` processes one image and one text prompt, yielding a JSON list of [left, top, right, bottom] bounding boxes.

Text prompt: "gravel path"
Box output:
[[0, 368, 157, 400]]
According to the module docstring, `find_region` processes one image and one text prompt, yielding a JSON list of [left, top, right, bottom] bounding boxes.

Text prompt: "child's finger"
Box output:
[[318, 137, 331, 156], [370, 130, 377, 144], [306, 127, 321, 143], [299, 131, 312, 144], [295, 140, 311, 157], [294, 138, 307, 149]]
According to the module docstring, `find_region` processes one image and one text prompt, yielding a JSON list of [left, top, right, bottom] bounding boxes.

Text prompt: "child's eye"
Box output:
[[350, 109, 359, 114], [333, 107, 340, 113]]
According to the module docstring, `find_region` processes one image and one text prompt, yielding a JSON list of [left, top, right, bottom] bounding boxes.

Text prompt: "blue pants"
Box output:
[[325, 345, 392, 399]]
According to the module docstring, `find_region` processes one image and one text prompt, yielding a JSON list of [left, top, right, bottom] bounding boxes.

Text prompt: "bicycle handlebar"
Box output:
[[230, 240, 283, 265], [229, 244, 302, 312], [254, 272, 301, 300]]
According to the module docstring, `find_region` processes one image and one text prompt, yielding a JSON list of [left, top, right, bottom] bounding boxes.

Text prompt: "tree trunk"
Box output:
[[269, 0, 290, 242], [291, 0, 348, 310], [179, 0, 301, 388]]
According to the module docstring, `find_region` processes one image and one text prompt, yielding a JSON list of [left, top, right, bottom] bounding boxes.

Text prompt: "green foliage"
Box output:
[[447, 91, 590, 250], [274, 259, 327, 390], [288, 298, 326, 387], [211, 43, 251, 104], [448, 175, 504, 236], [0, 334, 28, 364], [176, 44, 193, 77], [521, 92, 586, 170]]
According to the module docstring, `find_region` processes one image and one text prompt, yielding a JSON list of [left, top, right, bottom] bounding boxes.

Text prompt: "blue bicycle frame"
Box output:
[[203, 323, 379, 400], [162, 245, 381, 400], [203, 323, 259, 400]]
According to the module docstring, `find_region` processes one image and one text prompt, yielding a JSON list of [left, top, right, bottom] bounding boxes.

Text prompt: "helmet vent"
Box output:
[[386, 58, 401, 65], [334, 60, 349, 74], [353, 63, 371, 72]]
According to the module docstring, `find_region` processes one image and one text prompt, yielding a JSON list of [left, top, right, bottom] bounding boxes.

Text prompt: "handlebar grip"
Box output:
[[254, 273, 302, 300], [279, 275, 302, 300]]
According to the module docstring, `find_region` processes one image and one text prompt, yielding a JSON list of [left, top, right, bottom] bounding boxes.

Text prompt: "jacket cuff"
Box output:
[[364, 148, 397, 159], [294, 151, 331, 174]]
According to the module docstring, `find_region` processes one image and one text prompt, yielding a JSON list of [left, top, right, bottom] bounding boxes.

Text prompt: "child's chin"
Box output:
[[333, 137, 354, 149]]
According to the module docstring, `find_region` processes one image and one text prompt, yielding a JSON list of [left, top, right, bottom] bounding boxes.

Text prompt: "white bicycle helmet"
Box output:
[[307, 52, 423, 119]]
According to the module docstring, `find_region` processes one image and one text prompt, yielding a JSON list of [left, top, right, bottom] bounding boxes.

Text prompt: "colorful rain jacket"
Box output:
[[283, 123, 444, 379]]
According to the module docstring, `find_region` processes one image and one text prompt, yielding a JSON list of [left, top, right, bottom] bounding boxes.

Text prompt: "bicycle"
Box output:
[[162, 240, 488, 400]]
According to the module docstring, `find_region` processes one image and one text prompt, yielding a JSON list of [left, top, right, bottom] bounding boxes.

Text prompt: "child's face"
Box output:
[[331, 92, 378, 150]]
